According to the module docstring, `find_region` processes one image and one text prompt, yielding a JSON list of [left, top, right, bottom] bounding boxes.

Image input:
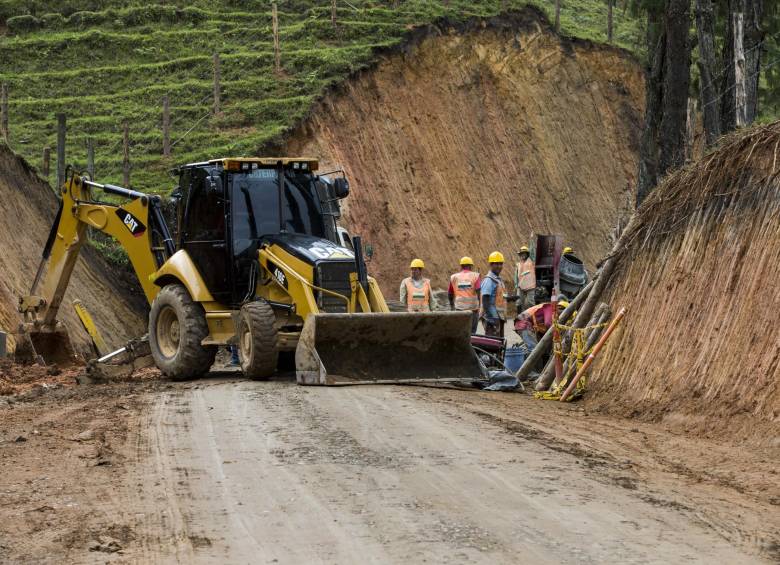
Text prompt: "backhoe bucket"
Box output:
[[14, 324, 77, 366], [295, 311, 484, 385]]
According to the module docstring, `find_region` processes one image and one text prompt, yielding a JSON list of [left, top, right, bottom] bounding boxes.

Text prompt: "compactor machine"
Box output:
[[18, 158, 481, 385]]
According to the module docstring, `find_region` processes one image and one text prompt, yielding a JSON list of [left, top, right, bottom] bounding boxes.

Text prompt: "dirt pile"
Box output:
[[591, 122, 780, 445], [0, 143, 144, 357], [286, 8, 644, 292]]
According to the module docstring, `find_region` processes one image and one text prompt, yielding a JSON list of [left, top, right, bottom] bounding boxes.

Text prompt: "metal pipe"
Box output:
[[82, 179, 146, 200]]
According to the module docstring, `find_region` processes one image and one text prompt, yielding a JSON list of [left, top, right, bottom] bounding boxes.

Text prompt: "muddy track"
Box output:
[[1, 376, 777, 563]]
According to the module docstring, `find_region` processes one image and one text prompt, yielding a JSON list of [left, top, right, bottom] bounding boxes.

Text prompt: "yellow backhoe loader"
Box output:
[[18, 158, 481, 385]]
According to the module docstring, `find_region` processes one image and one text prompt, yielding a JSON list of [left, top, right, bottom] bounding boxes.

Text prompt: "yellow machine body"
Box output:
[[19, 160, 482, 385]]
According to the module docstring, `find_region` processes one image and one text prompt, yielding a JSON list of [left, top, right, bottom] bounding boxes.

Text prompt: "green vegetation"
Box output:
[[0, 0, 644, 193]]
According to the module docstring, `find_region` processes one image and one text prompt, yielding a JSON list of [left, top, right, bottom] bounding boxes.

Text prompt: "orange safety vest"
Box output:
[[404, 277, 431, 312], [524, 303, 549, 333], [450, 270, 480, 311], [516, 258, 536, 291], [481, 272, 508, 320]]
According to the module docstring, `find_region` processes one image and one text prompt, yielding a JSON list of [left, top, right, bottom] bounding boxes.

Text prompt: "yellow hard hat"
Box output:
[[459, 256, 474, 266], [563, 246, 573, 255], [559, 300, 570, 309], [410, 258, 425, 269], [488, 251, 505, 264], [518, 246, 529, 253]]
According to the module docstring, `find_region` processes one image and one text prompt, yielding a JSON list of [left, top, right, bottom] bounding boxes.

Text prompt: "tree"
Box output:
[[696, 0, 722, 145], [636, 0, 692, 205], [721, 0, 765, 133]]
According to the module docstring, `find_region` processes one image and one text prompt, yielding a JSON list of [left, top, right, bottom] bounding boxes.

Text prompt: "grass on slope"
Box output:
[[0, 0, 644, 193]]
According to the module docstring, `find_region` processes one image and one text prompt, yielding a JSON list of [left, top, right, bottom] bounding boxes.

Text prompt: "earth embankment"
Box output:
[[0, 144, 144, 356], [591, 123, 780, 445], [286, 8, 644, 291]]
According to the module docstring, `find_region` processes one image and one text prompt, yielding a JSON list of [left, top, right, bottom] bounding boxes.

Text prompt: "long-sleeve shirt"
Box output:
[[399, 277, 438, 310]]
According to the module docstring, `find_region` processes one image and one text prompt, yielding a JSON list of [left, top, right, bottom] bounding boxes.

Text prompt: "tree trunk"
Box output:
[[607, 0, 614, 43], [695, 0, 721, 146], [658, 0, 691, 176], [636, 8, 664, 206], [555, 0, 561, 33], [721, 0, 744, 133], [744, 0, 764, 123]]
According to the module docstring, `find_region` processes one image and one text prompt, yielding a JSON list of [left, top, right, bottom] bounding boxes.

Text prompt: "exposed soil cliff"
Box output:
[[287, 8, 644, 292], [591, 123, 780, 445], [0, 144, 144, 356]]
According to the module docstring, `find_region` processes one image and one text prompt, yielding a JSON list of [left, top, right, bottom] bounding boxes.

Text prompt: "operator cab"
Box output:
[[172, 157, 351, 307]]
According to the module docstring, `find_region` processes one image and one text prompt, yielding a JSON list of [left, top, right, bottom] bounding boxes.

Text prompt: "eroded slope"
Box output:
[[0, 145, 144, 356], [591, 123, 780, 445], [287, 10, 644, 291]]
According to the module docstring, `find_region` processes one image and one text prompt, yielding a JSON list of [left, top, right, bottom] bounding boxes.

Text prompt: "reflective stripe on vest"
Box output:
[[516, 258, 536, 291], [405, 278, 431, 312], [450, 270, 479, 311]]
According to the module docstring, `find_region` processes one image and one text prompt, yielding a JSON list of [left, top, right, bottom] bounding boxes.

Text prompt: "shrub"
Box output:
[[40, 12, 66, 29], [68, 11, 105, 29], [7, 14, 40, 33]]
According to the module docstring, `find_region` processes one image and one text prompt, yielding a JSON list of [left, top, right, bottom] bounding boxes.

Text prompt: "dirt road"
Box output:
[[1, 375, 778, 563]]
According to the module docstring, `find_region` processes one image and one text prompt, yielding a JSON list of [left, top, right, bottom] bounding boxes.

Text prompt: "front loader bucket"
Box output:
[[295, 311, 484, 385], [14, 325, 77, 366]]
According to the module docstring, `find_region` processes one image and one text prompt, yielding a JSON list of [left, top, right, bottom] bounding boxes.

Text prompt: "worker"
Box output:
[[480, 251, 508, 337], [513, 245, 536, 310], [514, 300, 570, 349], [400, 258, 436, 312], [448, 256, 481, 333]]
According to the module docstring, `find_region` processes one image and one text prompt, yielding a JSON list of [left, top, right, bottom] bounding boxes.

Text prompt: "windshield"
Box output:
[[231, 169, 328, 257]]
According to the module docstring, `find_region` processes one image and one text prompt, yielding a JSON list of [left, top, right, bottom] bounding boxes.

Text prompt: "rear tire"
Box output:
[[238, 300, 278, 380], [149, 284, 216, 381]]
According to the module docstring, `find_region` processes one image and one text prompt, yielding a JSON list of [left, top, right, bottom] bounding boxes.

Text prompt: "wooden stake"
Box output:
[[1, 83, 8, 142], [42, 147, 50, 179], [56, 113, 66, 189], [212, 54, 221, 116], [559, 308, 626, 402], [554, 0, 561, 33], [122, 121, 130, 187], [162, 94, 171, 156], [331, 0, 337, 27], [607, 0, 614, 43], [86, 138, 95, 178], [272, 3, 281, 73]]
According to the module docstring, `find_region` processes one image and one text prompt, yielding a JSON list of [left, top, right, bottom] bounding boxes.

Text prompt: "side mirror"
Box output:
[[333, 177, 350, 199]]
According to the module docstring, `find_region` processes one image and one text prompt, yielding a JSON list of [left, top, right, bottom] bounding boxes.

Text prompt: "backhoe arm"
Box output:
[[20, 173, 172, 332]]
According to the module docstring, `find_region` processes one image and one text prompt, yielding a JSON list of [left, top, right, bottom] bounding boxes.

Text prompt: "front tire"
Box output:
[[149, 284, 216, 381], [238, 300, 279, 380]]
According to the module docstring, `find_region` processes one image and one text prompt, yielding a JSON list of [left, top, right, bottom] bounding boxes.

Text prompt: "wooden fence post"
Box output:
[[86, 138, 95, 178], [162, 95, 171, 156], [122, 121, 130, 186], [272, 3, 281, 73], [42, 147, 50, 179], [212, 55, 221, 116], [1, 83, 8, 142], [56, 113, 66, 189]]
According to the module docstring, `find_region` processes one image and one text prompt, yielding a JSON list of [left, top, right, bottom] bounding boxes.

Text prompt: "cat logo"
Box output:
[[115, 208, 146, 237]]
